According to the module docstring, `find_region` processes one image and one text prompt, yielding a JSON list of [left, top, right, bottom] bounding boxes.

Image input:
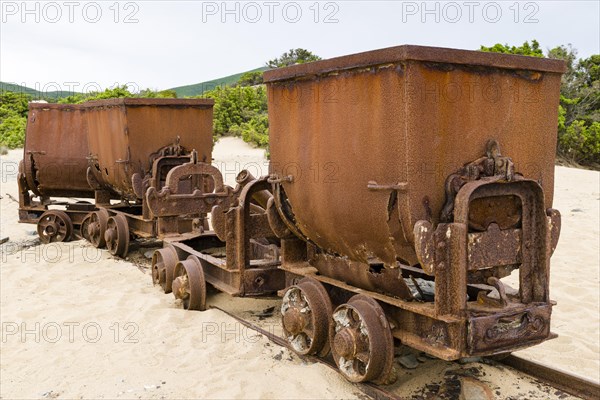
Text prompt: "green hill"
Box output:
[[0, 82, 78, 99], [169, 67, 268, 97], [1, 66, 269, 100]]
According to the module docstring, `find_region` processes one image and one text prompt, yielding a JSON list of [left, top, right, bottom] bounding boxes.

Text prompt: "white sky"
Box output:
[[1, 0, 598, 93]]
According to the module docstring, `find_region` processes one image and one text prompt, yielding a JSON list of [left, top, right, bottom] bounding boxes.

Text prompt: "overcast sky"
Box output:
[[1, 0, 598, 93]]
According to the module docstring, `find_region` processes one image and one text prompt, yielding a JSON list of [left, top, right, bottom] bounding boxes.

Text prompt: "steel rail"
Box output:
[[211, 305, 599, 400], [210, 305, 404, 400], [500, 355, 600, 400]]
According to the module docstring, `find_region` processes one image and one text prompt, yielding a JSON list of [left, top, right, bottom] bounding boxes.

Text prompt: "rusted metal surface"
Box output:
[[17, 44, 573, 389], [330, 294, 396, 384], [281, 277, 332, 356], [235, 170, 272, 209], [212, 304, 405, 400], [265, 45, 566, 83], [172, 255, 207, 311], [467, 304, 552, 354], [105, 214, 130, 257], [265, 44, 565, 267], [21, 103, 94, 199], [85, 98, 214, 201], [266, 45, 565, 383], [152, 243, 179, 293], [152, 171, 285, 308], [310, 252, 414, 300], [87, 209, 109, 248], [19, 99, 216, 249], [36, 210, 74, 243], [146, 159, 234, 218], [212, 301, 593, 400]]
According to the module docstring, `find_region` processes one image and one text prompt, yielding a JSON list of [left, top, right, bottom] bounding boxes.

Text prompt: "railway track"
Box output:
[[212, 305, 600, 400], [499, 355, 600, 400]]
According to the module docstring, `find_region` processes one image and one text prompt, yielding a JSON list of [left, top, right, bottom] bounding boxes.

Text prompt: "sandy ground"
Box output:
[[0, 137, 598, 399]]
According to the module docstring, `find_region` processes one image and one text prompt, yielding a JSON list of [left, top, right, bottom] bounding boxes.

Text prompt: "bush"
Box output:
[[237, 71, 263, 87], [0, 114, 27, 149], [0, 92, 31, 148], [480, 40, 544, 57], [240, 114, 269, 148], [558, 120, 600, 165], [59, 85, 134, 104], [203, 85, 268, 146]]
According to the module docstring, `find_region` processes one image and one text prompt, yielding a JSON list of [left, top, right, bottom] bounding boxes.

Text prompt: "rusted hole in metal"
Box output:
[[387, 190, 397, 216], [513, 70, 543, 81], [368, 263, 384, 275]]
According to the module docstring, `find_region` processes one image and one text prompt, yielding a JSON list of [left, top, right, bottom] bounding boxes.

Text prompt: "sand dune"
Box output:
[[1, 138, 598, 399]]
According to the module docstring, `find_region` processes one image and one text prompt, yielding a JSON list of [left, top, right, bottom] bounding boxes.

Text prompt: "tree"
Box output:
[[0, 92, 30, 148], [58, 85, 134, 104], [548, 45, 577, 92], [203, 85, 268, 146], [481, 40, 599, 167], [480, 40, 544, 57], [0, 114, 27, 149], [0, 91, 30, 118], [266, 48, 321, 68], [139, 89, 178, 98], [237, 71, 264, 87]]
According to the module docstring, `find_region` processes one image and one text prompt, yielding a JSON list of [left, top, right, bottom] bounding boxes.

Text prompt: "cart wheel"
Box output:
[[104, 214, 129, 257], [37, 210, 73, 244], [281, 277, 332, 356], [87, 209, 109, 248], [80, 213, 92, 242], [172, 255, 206, 311], [330, 294, 396, 384], [151, 244, 178, 293]]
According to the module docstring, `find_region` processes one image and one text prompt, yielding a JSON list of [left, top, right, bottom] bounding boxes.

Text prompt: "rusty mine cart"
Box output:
[[264, 45, 565, 383], [18, 98, 215, 257]]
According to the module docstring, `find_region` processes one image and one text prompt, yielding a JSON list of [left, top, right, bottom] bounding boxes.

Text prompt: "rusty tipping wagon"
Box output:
[[18, 98, 215, 257], [263, 45, 566, 383]]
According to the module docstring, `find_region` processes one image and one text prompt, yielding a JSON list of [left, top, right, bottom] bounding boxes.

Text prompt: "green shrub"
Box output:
[[240, 114, 269, 148], [558, 120, 600, 165], [0, 114, 27, 149], [203, 85, 268, 145], [237, 71, 263, 87]]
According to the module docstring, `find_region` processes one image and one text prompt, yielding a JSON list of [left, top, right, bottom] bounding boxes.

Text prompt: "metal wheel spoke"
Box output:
[[303, 324, 315, 338], [37, 210, 73, 244], [355, 351, 370, 364], [281, 278, 332, 357], [330, 295, 395, 384]]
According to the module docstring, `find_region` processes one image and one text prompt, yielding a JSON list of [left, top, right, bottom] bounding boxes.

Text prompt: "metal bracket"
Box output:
[[367, 181, 408, 191], [268, 174, 294, 184]]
